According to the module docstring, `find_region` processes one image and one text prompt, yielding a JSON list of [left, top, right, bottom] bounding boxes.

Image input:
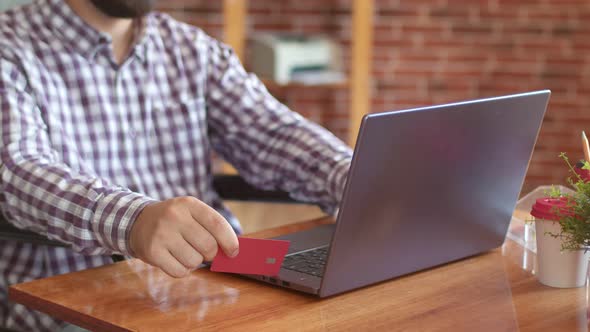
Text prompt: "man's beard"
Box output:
[[89, 0, 157, 18]]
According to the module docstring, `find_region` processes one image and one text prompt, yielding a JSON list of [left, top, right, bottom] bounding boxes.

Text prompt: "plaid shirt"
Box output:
[[0, 0, 352, 330]]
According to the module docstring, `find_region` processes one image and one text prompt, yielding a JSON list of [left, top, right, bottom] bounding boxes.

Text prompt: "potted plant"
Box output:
[[530, 153, 590, 288]]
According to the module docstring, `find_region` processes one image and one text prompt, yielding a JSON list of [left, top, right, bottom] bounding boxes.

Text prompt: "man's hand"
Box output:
[[129, 196, 239, 278]]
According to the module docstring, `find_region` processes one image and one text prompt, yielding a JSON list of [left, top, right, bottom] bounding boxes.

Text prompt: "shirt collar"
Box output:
[[132, 14, 158, 63], [42, 0, 156, 63]]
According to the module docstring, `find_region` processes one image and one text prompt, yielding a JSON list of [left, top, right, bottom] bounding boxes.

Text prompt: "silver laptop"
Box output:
[[243, 90, 550, 297]]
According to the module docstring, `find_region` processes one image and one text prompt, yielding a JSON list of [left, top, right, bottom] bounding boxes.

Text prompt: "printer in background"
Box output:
[[249, 33, 346, 86]]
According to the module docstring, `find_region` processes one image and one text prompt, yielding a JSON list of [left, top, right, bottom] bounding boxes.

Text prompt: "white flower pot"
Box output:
[[535, 220, 590, 288]]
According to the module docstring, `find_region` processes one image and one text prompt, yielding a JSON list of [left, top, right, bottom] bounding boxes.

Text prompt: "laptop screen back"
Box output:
[[319, 91, 550, 297]]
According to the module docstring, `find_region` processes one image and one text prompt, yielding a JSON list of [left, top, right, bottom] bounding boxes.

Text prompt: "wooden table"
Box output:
[[9, 216, 589, 332]]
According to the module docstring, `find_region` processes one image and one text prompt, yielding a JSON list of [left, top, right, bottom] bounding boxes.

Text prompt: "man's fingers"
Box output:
[[187, 200, 239, 257], [181, 222, 219, 261], [168, 238, 204, 270], [153, 250, 190, 278], [131, 197, 239, 279]]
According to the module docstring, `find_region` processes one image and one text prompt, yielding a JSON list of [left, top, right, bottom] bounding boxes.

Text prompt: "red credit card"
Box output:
[[210, 237, 290, 276]]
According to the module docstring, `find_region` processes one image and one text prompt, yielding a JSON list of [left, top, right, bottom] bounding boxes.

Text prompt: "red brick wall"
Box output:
[[158, 0, 590, 194]]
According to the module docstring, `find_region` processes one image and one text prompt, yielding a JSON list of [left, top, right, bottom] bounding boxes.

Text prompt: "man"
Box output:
[[0, 0, 352, 330]]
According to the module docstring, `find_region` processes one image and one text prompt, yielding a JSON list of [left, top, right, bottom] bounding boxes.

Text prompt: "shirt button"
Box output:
[[129, 129, 137, 138]]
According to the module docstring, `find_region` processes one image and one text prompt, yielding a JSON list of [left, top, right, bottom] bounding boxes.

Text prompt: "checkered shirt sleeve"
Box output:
[[205, 36, 352, 214], [0, 57, 157, 256]]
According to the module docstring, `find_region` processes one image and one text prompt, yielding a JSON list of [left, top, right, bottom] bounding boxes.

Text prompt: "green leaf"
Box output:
[[554, 152, 590, 250], [547, 185, 562, 198]]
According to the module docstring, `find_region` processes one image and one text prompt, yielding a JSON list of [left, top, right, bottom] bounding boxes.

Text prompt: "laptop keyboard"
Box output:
[[282, 246, 329, 277]]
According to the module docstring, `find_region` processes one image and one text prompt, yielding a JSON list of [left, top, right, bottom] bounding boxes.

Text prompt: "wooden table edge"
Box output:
[[9, 286, 132, 332], [8, 216, 335, 331]]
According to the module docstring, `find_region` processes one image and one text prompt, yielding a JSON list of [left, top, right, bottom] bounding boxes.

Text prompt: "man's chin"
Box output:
[[89, 0, 157, 18]]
